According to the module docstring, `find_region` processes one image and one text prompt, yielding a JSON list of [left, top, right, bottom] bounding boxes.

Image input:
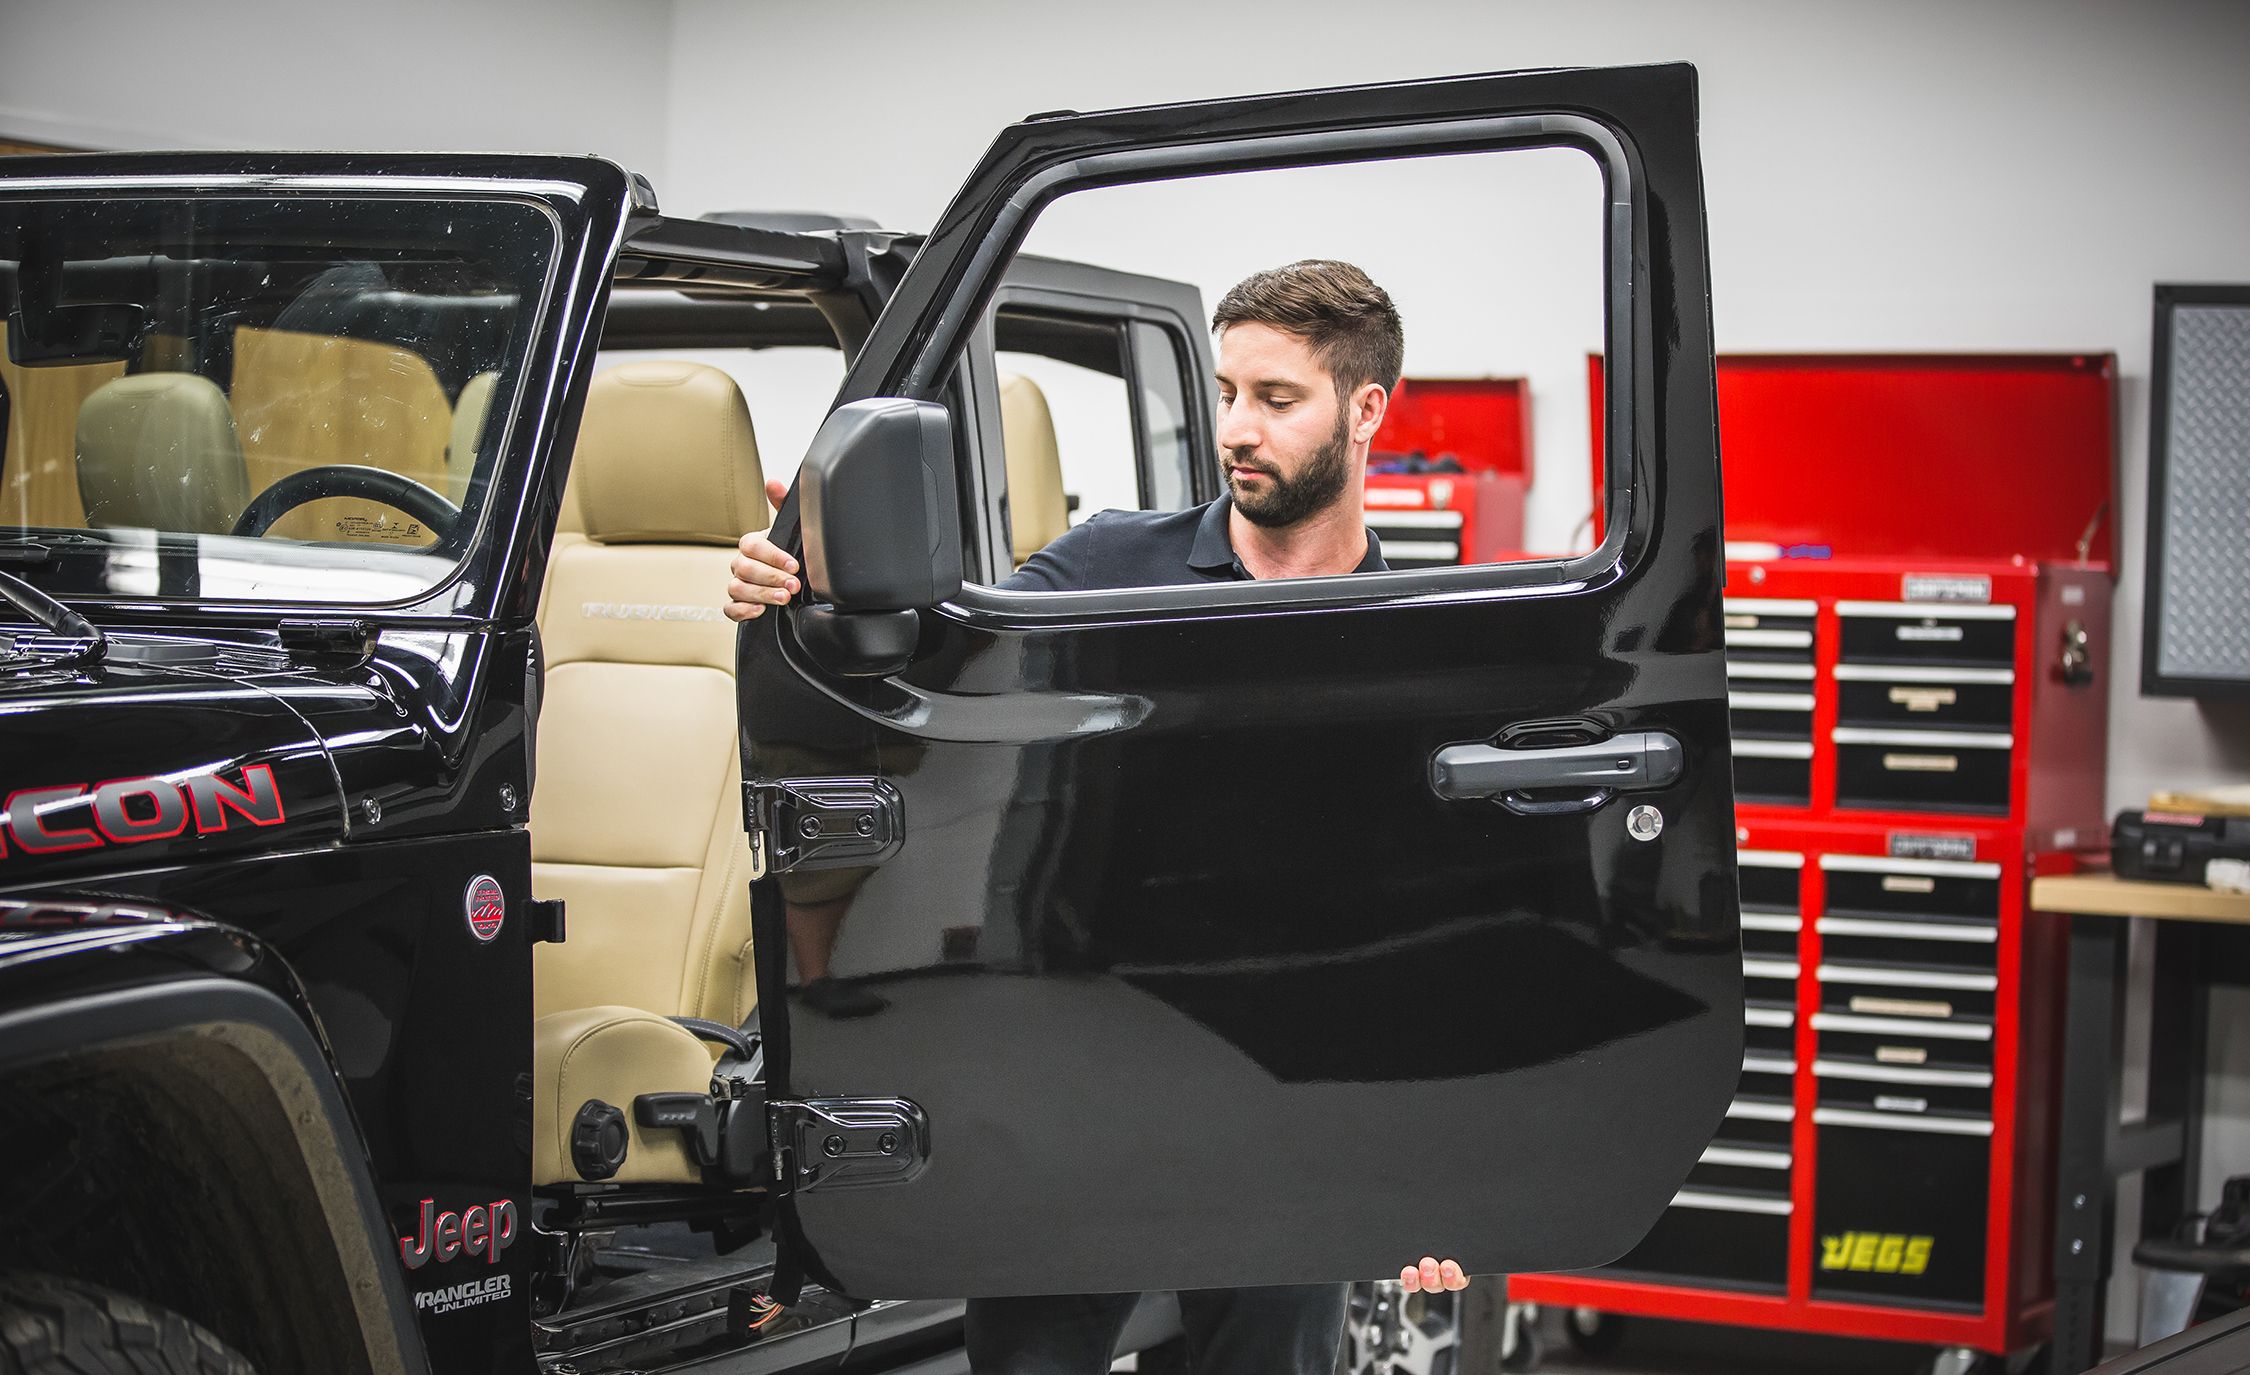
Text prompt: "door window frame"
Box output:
[[891, 113, 1646, 620]]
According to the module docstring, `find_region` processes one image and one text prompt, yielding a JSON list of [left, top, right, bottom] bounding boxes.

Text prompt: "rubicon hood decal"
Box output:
[[2, 765, 286, 857]]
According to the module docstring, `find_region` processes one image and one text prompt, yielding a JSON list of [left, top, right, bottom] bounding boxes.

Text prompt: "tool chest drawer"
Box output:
[[1821, 855, 2003, 920], [1735, 739, 1814, 806], [1837, 600, 2017, 668], [1744, 1000, 1797, 1056], [1833, 728, 2013, 814], [1812, 1117, 1992, 1310], [1814, 1012, 1995, 1074], [1724, 598, 1818, 662], [1732, 686, 1814, 739], [1740, 911, 1801, 959], [1816, 914, 1998, 974], [1819, 962, 1998, 1020], [1608, 1187, 1792, 1292], [1687, 1138, 1795, 1194], [1737, 848, 1804, 911], [1834, 664, 2015, 731], [1721, 1094, 1797, 1149], [1814, 1057, 1992, 1117]]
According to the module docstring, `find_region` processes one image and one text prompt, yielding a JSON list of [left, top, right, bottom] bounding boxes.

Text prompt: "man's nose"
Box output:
[[1217, 406, 1259, 453]]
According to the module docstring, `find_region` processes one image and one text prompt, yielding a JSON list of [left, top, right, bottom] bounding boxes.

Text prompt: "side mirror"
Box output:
[[799, 398, 963, 613]]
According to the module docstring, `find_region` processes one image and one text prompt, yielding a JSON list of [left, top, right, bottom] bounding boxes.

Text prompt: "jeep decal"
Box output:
[[399, 1197, 517, 1270], [0, 765, 286, 858]]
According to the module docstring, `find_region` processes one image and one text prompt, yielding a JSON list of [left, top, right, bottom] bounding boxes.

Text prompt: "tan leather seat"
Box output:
[[74, 373, 251, 533], [530, 360, 770, 1187], [999, 372, 1069, 566], [445, 370, 499, 503]]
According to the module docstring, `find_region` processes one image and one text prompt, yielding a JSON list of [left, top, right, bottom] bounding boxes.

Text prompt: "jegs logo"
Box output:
[[399, 1197, 517, 1271]]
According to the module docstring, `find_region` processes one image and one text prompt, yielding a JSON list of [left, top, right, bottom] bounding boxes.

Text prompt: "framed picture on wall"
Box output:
[[2143, 284, 2250, 698]]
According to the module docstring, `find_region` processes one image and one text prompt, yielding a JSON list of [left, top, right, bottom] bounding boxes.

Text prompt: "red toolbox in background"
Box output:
[[1362, 376, 1530, 568], [1505, 354, 2118, 1365]]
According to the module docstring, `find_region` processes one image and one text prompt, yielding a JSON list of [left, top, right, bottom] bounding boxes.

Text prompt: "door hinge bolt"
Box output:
[[878, 1131, 898, 1154], [798, 815, 823, 839], [822, 1134, 846, 1157]]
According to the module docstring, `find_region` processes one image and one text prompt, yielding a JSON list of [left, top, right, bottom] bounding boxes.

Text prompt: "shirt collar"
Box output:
[[1187, 497, 1388, 578]]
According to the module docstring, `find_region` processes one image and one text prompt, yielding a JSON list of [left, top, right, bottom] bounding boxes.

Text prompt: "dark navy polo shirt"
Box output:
[[1001, 497, 1387, 592]]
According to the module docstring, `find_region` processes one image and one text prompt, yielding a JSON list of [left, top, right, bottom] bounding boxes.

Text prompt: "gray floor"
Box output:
[[1525, 1310, 1940, 1375]]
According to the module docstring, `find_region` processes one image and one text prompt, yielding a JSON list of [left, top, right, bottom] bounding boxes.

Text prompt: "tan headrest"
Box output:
[[446, 370, 499, 503], [575, 361, 766, 546], [1000, 372, 1069, 564], [75, 373, 251, 534]]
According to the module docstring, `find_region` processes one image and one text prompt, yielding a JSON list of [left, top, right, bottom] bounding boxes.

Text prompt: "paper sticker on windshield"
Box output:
[[464, 875, 505, 942]]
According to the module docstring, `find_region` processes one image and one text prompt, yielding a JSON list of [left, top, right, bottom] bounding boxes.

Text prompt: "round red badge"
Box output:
[[464, 875, 505, 942]]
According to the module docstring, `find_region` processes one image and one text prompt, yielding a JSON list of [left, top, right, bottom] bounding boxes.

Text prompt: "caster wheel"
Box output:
[[1563, 1306, 1627, 1355], [1498, 1303, 1543, 1373]]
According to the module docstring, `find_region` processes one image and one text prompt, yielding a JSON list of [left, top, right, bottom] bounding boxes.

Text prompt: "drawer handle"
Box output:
[[1888, 686, 1959, 710], [1895, 625, 1965, 643], [1672, 1189, 1793, 1216], [1883, 752, 1958, 773], [1880, 874, 1938, 893], [1701, 1145, 1793, 1169], [1874, 1094, 1931, 1113], [1847, 995, 1956, 1018], [1813, 1059, 1992, 1088], [1814, 1011, 1991, 1040], [1876, 1045, 1929, 1065], [1814, 1107, 1993, 1136]]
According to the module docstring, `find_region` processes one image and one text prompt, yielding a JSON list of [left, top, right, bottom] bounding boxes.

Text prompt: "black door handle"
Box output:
[[1430, 730, 1684, 816]]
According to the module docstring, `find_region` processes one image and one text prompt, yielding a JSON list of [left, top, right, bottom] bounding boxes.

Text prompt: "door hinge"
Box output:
[[742, 778, 903, 874], [527, 898, 566, 944], [767, 1097, 929, 1193]]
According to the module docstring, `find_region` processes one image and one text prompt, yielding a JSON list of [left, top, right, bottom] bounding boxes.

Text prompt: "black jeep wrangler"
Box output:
[[0, 64, 1740, 1375]]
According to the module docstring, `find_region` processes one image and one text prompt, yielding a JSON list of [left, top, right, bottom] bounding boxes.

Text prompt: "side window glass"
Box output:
[[979, 142, 1606, 593], [1130, 320, 1196, 512]]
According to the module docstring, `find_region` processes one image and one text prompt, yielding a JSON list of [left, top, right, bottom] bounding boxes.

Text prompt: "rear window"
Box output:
[[0, 192, 555, 605]]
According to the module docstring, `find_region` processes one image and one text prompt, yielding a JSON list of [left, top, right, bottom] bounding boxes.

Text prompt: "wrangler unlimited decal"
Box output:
[[0, 765, 286, 857]]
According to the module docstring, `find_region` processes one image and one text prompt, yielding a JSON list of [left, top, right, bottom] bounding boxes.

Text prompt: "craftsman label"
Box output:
[[1901, 574, 1992, 604], [464, 875, 505, 942], [1888, 832, 1979, 862]]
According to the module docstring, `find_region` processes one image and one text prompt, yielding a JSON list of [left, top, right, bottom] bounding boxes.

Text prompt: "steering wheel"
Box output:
[[231, 464, 462, 541]]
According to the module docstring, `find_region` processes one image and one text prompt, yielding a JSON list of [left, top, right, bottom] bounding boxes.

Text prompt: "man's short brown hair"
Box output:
[[1211, 259, 1404, 396]]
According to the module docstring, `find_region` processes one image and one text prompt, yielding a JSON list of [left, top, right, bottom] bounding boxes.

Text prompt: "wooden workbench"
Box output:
[[2031, 869, 2250, 1371]]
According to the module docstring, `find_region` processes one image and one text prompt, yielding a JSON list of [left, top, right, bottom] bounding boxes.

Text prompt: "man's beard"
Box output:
[[1224, 408, 1354, 529]]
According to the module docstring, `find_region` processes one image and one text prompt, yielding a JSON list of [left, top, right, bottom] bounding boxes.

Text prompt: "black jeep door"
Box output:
[[739, 63, 1739, 1299]]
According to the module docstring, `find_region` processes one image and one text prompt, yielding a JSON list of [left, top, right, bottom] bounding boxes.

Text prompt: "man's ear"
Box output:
[[1352, 381, 1390, 445]]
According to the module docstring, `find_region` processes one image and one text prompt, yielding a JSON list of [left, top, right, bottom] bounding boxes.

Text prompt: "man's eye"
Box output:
[[1269, 398, 1294, 411]]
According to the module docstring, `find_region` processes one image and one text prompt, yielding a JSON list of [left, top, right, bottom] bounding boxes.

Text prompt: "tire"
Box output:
[[0, 1273, 258, 1375], [1337, 1279, 1499, 1375]]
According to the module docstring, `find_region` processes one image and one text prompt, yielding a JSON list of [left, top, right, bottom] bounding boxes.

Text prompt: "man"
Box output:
[[726, 260, 1468, 1373]]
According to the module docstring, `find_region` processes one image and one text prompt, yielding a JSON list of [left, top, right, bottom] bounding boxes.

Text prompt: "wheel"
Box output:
[[0, 1272, 257, 1374], [1338, 1279, 1496, 1375], [229, 463, 462, 539], [1563, 1306, 1627, 1355], [1922, 1347, 1993, 1375], [1496, 1298, 1541, 1373]]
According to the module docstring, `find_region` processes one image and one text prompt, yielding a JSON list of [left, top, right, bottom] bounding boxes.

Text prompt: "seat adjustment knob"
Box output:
[[571, 1100, 629, 1181]]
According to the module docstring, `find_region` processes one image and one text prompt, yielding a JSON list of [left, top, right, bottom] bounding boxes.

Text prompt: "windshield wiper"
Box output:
[[0, 567, 105, 667]]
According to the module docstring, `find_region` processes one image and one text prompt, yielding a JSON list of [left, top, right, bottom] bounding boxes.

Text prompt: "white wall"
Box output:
[[0, 0, 674, 184], [666, 0, 2250, 820]]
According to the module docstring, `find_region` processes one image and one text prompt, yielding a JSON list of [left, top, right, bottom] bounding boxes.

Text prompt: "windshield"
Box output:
[[0, 192, 556, 607]]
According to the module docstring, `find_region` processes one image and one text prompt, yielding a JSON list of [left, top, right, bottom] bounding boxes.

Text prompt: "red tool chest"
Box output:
[[1361, 376, 1530, 567], [1508, 354, 2117, 1362]]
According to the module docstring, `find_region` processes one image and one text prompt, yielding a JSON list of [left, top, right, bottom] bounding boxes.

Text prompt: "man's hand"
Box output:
[[726, 478, 801, 622], [1399, 1257, 1468, 1293]]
